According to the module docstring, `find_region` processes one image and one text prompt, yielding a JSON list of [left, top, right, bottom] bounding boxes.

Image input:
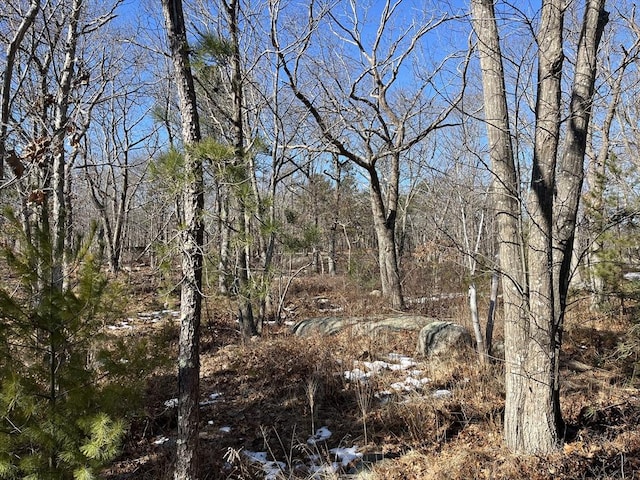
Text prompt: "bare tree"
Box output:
[[472, 0, 608, 453], [0, 0, 40, 182], [270, 0, 465, 309], [82, 78, 157, 273], [0, 0, 122, 290], [160, 0, 204, 477]]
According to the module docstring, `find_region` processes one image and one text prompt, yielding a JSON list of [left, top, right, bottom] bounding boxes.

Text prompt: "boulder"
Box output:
[[352, 315, 437, 335], [291, 316, 361, 336], [291, 315, 437, 337], [416, 321, 472, 357]]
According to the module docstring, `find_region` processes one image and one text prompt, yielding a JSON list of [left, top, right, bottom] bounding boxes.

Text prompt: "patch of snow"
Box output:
[[433, 389, 452, 399], [362, 360, 392, 373], [307, 426, 332, 445], [309, 463, 339, 478], [219, 426, 232, 433], [386, 353, 416, 369], [389, 375, 431, 392], [344, 368, 370, 382], [406, 293, 466, 304], [153, 436, 170, 445], [330, 446, 362, 466], [137, 310, 179, 323], [307, 446, 362, 477], [390, 380, 413, 392], [107, 321, 132, 330], [243, 450, 285, 480], [200, 392, 223, 406], [244, 450, 268, 463], [404, 376, 431, 389], [163, 398, 178, 408], [344, 353, 431, 399]]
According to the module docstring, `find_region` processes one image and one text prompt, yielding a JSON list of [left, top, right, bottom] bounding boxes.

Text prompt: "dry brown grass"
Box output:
[[102, 272, 640, 480]]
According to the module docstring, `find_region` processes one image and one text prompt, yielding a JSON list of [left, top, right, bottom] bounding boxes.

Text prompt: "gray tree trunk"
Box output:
[[160, 1, 204, 478], [472, 0, 545, 453], [369, 165, 404, 310], [217, 184, 231, 295], [473, 0, 608, 454], [225, 0, 258, 337], [51, 0, 83, 290], [485, 271, 498, 356], [552, 0, 608, 433], [516, 0, 565, 453]]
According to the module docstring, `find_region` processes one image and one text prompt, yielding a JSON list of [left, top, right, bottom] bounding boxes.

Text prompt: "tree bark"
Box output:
[[224, 0, 258, 337], [485, 271, 498, 356], [369, 165, 404, 310], [552, 0, 608, 432], [473, 0, 608, 453], [472, 0, 535, 453], [514, 0, 565, 453], [160, 1, 204, 478], [51, 0, 83, 290]]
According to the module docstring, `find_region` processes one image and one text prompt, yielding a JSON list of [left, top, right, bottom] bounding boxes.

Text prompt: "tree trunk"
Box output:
[[369, 167, 404, 310], [473, 0, 608, 453], [552, 0, 608, 432], [514, 0, 565, 453], [471, 0, 532, 452], [579, 6, 618, 310], [485, 271, 498, 356], [468, 282, 486, 364], [226, 0, 258, 337], [217, 183, 231, 295], [160, 1, 204, 478], [51, 0, 83, 290]]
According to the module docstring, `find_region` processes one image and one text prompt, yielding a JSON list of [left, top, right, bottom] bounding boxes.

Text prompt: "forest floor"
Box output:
[[102, 269, 640, 480]]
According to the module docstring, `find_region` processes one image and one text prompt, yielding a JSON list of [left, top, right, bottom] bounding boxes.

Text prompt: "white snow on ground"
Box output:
[[243, 451, 286, 480], [389, 375, 431, 392], [307, 444, 363, 478], [138, 309, 180, 321], [243, 427, 362, 479], [152, 436, 170, 445], [108, 310, 180, 330], [344, 352, 432, 395], [433, 389, 453, 399], [164, 392, 223, 409], [199, 392, 223, 406], [330, 446, 362, 467], [158, 352, 453, 478], [107, 321, 132, 330], [307, 426, 332, 445]]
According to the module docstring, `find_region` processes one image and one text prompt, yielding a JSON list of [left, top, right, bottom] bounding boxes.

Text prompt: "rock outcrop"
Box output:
[[291, 315, 437, 337], [416, 321, 472, 357]]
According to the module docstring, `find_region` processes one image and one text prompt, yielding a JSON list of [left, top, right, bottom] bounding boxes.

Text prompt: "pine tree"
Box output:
[[0, 210, 128, 479]]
